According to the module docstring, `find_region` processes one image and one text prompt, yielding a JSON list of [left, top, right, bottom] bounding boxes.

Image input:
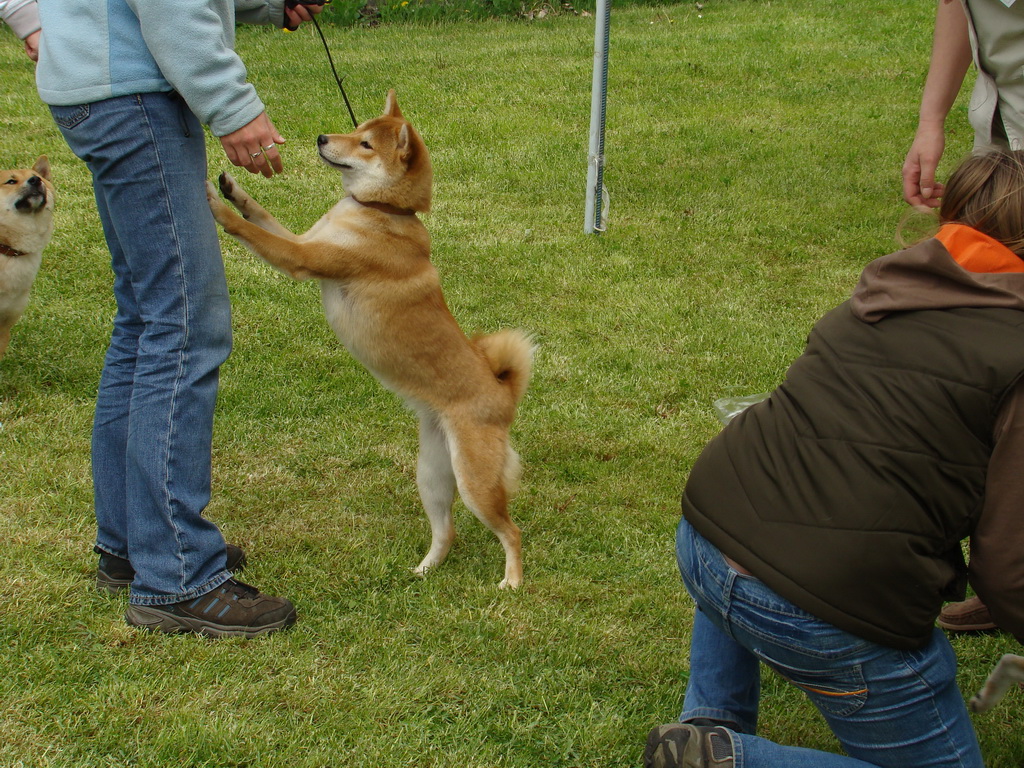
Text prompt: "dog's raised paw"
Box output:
[[205, 180, 237, 228], [218, 172, 238, 202], [205, 180, 223, 209]]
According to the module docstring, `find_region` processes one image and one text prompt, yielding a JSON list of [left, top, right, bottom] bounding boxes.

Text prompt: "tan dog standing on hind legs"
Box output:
[[207, 90, 533, 588], [1, 156, 55, 360]]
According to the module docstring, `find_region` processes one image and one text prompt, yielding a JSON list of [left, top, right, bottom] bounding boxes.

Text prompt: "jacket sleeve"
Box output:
[[970, 378, 1024, 646], [1, 0, 41, 39], [235, 0, 287, 26], [123, 0, 282, 137]]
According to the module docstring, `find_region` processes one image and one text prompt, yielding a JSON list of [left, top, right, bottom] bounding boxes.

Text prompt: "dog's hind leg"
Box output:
[[413, 413, 457, 577], [0, 326, 10, 359], [448, 423, 523, 589]]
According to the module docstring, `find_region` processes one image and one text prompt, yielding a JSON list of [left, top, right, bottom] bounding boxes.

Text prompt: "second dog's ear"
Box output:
[[384, 89, 403, 120], [32, 155, 51, 181]]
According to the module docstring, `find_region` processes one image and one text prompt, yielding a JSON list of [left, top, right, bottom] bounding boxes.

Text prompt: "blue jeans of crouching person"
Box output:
[[51, 92, 234, 606], [674, 518, 984, 768]]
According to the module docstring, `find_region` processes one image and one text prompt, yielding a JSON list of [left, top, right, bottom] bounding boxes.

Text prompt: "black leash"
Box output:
[[287, 0, 359, 128]]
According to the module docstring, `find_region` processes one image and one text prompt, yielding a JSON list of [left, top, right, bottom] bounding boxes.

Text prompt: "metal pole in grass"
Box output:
[[584, 0, 610, 234]]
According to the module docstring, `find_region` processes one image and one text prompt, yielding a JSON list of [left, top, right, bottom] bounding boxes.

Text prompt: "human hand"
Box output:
[[24, 30, 40, 62], [219, 112, 285, 178], [902, 122, 946, 209], [284, 0, 324, 31]]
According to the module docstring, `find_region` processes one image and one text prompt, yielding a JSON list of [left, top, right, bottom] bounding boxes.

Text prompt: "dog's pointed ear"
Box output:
[[32, 155, 51, 181], [384, 89, 403, 119], [396, 124, 412, 159]]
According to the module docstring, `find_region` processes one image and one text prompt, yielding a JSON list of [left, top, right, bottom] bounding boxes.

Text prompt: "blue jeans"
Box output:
[[51, 93, 234, 605], [675, 518, 984, 768]]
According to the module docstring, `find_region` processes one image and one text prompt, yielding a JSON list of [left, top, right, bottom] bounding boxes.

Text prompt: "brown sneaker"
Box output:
[[937, 596, 998, 633], [124, 579, 296, 638], [96, 544, 247, 593]]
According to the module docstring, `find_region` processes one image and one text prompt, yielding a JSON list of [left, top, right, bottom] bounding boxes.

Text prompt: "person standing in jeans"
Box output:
[[645, 150, 1024, 767], [32, 0, 320, 637]]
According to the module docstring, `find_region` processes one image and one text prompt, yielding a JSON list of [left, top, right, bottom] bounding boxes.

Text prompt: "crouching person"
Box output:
[[646, 150, 1024, 768]]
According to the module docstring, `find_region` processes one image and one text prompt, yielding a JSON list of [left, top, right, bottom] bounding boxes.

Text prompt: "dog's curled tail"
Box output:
[[474, 329, 535, 406]]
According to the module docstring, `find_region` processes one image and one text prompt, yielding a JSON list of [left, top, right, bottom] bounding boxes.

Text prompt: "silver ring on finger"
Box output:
[[249, 151, 263, 159]]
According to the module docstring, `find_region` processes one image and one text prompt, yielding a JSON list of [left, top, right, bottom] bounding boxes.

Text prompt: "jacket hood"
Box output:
[[850, 236, 1024, 323]]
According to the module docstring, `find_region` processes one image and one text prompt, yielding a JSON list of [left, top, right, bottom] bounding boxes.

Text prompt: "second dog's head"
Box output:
[[317, 90, 432, 213], [1, 155, 55, 251]]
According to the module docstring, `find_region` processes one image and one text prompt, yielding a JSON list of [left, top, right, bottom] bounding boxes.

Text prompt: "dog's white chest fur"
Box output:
[[0, 252, 44, 320], [319, 279, 403, 395], [320, 280, 368, 357]]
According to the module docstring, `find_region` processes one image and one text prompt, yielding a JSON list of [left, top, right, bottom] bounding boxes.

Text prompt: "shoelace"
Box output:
[[219, 579, 262, 601]]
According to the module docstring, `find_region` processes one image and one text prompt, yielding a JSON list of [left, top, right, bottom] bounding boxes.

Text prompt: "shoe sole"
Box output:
[[125, 604, 296, 638], [936, 619, 998, 632]]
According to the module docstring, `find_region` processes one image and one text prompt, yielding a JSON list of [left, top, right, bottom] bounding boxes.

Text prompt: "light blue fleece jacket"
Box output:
[[35, 0, 287, 137]]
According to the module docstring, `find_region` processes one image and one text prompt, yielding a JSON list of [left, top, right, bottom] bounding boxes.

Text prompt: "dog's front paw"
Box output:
[[218, 171, 238, 201], [205, 180, 230, 221], [219, 171, 250, 209], [219, 171, 259, 220]]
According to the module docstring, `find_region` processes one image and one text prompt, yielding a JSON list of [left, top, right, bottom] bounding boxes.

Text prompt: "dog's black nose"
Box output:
[[317, 134, 328, 146]]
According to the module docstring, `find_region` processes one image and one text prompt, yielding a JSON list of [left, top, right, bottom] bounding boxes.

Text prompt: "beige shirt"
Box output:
[[963, 0, 1024, 149]]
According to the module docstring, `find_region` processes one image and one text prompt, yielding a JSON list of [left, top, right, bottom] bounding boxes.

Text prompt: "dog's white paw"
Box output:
[[218, 171, 248, 208], [414, 543, 453, 577], [205, 180, 229, 221], [413, 558, 440, 578], [218, 171, 236, 197], [413, 561, 442, 579], [498, 576, 521, 590]]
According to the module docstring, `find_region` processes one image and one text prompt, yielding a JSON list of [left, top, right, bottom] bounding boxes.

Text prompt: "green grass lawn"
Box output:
[[2, 1, 1022, 765]]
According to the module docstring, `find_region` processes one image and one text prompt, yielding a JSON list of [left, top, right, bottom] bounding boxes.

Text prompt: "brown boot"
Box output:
[[937, 596, 998, 632]]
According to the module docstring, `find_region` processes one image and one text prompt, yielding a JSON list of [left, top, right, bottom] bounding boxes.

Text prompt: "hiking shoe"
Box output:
[[96, 544, 247, 594], [937, 596, 998, 633], [124, 578, 296, 638], [644, 723, 735, 768]]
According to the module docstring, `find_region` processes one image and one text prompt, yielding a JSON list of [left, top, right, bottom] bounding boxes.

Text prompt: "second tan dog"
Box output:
[[1, 156, 55, 360], [207, 91, 532, 588]]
